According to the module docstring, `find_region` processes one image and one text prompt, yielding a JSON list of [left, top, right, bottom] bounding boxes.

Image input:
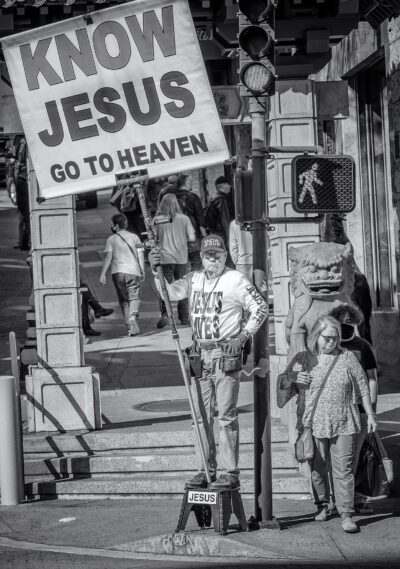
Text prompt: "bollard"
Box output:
[[0, 376, 22, 505], [9, 332, 25, 502]]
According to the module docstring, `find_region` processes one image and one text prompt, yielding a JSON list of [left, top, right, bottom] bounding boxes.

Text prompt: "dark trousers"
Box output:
[[188, 250, 202, 271], [16, 178, 30, 249], [159, 263, 189, 322], [81, 281, 96, 332]]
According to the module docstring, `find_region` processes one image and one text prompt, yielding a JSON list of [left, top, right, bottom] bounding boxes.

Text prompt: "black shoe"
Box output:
[[157, 314, 169, 329], [210, 473, 240, 490], [94, 307, 114, 318], [84, 327, 101, 337], [186, 472, 216, 488]]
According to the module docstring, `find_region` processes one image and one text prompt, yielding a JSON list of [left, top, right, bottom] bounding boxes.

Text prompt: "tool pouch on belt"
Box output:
[[185, 345, 202, 378], [220, 343, 243, 373]]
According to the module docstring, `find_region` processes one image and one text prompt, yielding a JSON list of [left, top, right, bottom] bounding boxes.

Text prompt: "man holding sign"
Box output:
[[149, 235, 269, 490]]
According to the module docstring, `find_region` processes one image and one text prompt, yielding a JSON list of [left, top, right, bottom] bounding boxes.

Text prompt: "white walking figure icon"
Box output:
[[298, 162, 323, 205]]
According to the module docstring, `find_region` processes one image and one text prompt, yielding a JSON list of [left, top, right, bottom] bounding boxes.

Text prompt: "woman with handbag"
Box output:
[[100, 213, 145, 337], [279, 315, 377, 533]]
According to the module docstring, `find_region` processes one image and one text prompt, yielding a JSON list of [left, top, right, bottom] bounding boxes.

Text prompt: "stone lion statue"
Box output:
[[285, 241, 355, 360]]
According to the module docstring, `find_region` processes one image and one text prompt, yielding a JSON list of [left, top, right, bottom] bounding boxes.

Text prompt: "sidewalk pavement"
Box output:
[[1, 190, 400, 564], [0, 496, 400, 565]]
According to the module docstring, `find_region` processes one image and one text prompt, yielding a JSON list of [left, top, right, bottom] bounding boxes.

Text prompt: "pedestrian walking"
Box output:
[[158, 173, 206, 271], [80, 281, 114, 337], [204, 176, 234, 244], [279, 315, 377, 533], [109, 176, 146, 240], [99, 213, 144, 337], [329, 304, 378, 512], [14, 137, 30, 251], [148, 234, 268, 490], [155, 193, 196, 328], [229, 219, 253, 280]]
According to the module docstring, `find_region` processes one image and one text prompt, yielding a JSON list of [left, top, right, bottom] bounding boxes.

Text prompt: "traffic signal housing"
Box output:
[[238, 0, 276, 97], [234, 167, 253, 224], [292, 155, 356, 214]]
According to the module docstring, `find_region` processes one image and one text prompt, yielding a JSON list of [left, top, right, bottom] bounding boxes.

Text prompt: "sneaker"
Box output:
[[186, 472, 216, 488], [128, 316, 140, 337], [210, 473, 240, 490], [157, 314, 169, 329], [341, 514, 358, 533], [315, 506, 330, 522], [94, 307, 114, 318]]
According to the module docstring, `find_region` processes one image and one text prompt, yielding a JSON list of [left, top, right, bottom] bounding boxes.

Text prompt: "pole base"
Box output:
[[248, 515, 282, 531]]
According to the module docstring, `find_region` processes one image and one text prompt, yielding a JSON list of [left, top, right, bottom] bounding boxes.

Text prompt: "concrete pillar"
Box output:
[[267, 80, 320, 444], [25, 162, 101, 432]]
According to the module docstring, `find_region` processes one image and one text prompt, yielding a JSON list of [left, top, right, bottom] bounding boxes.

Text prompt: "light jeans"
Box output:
[[112, 273, 141, 326], [191, 347, 241, 478], [311, 434, 356, 515]]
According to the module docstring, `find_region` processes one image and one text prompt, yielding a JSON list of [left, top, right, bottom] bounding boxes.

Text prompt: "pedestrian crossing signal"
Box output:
[[292, 155, 356, 214]]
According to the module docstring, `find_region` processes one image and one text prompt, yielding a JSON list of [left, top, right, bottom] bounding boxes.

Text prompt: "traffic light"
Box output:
[[292, 155, 356, 214], [238, 0, 276, 97], [234, 167, 253, 223]]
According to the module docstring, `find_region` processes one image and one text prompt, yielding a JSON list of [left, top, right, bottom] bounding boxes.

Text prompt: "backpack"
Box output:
[[120, 185, 138, 213]]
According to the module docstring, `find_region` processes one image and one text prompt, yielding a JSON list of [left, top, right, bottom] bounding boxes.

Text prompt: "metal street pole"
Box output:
[[250, 97, 279, 528]]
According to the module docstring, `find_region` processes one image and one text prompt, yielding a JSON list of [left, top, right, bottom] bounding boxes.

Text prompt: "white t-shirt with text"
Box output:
[[154, 268, 268, 340]]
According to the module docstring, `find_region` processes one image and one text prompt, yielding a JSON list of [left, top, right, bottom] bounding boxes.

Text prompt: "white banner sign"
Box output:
[[2, 0, 229, 199]]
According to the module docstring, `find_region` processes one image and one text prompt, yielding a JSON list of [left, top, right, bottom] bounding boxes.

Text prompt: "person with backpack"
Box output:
[[204, 176, 235, 266], [156, 193, 196, 328], [110, 177, 146, 240], [158, 173, 206, 270]]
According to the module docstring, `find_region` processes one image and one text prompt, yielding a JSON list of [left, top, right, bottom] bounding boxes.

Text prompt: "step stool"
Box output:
[[176, 485, 248, 535]]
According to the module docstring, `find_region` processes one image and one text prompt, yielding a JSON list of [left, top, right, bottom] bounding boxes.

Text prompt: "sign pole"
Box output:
[[250, 97, 280, 528]]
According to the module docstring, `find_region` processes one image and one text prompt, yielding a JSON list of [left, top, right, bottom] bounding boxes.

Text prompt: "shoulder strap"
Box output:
[[309, 353, 340, 426], [115, 232, 139, 264]]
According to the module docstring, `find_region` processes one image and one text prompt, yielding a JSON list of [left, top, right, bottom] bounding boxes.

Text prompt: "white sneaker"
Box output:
[[341, 514, 358, 533], [128, 316, 140, 336]]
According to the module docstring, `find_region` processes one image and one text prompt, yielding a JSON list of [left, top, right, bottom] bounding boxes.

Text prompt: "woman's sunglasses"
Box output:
[[321, 334, 339, 343]]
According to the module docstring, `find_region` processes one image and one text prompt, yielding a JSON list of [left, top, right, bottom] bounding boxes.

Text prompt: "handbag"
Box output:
[[295, 354, 340, 463], [374, 431, 394, 487], [355, 432, 391, 497]]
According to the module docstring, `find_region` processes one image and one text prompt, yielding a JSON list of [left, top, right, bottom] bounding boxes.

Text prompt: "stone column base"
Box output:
[[26, 366, 101, 432]]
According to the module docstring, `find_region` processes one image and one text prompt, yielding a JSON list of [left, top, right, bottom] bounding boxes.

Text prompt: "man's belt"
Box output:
[[197, 341, 221, 350]]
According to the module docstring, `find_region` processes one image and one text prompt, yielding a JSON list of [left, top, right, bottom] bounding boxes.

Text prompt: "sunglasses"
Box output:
[[203, 252, 224, 260], [321, 334, 339, 343]]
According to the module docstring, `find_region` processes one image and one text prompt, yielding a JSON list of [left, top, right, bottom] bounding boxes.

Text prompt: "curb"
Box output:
[[0, 534, 295, 563]]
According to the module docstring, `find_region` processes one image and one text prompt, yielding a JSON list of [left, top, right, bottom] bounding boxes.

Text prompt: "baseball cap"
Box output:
[[201, 234, 226, 254]]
